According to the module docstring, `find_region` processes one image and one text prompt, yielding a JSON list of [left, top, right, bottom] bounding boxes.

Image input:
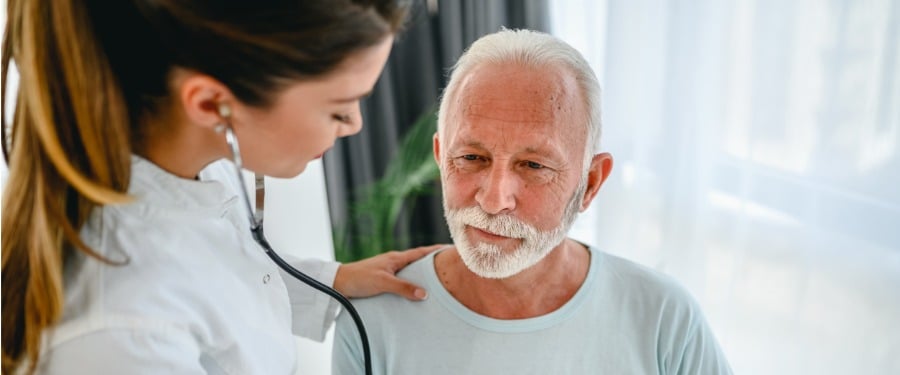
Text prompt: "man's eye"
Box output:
[[453, 155, 486, 170], [525, 161, 544, 169], [332, 114, 352, 124]]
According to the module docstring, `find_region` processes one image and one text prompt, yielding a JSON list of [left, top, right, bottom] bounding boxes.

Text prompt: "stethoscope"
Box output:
[[216, 104, 373, 375]]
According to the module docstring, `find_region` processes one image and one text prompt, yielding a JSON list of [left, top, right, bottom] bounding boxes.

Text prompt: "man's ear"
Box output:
[[178, 73, 237, 129], [433, 133, 442, 165], [580, 152, 613, 211]]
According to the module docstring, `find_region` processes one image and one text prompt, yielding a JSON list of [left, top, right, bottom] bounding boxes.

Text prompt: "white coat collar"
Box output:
[[128, 155, 238, 218]]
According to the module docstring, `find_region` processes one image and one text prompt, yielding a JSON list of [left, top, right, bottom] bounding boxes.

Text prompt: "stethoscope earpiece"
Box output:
[[214, 103, 232, 134], [217, 103, 232, 119]]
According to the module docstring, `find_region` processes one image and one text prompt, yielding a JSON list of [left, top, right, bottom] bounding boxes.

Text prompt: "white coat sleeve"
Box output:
[[279, 255, 342, 341], [38, 328, 204, 374]]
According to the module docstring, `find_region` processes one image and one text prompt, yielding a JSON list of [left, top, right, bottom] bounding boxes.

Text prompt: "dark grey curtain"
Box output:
[[323, 0, 549, 255]]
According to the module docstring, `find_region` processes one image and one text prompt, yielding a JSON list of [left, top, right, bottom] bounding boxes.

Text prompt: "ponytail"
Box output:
[[2, 0, 134, 372]]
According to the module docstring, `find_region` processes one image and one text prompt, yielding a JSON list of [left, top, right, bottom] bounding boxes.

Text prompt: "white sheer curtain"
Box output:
[[551, 0, 900, 374]]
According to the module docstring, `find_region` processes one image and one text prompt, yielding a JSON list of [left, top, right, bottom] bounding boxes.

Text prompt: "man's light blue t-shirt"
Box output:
[[333, 245, 732, 374]]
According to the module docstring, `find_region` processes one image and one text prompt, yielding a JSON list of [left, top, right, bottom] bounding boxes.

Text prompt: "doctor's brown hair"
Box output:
[[1, 0, 408, 372]]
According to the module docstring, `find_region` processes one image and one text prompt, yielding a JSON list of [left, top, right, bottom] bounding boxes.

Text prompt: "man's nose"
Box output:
[[475, 165, 517, 215]]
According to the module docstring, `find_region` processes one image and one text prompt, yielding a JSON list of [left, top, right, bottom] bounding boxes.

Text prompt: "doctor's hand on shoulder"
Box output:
[[334, 244, 446, 301]]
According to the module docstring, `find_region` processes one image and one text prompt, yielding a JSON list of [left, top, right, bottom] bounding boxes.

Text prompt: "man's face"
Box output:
[[437, 63, 589, 279]]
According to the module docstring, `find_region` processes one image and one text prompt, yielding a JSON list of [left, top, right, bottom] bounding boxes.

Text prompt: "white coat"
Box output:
[[35, 156, 339, 374]]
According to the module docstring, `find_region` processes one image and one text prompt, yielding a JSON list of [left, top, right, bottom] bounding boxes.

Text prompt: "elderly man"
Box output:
[[333, 29, 732, 374]]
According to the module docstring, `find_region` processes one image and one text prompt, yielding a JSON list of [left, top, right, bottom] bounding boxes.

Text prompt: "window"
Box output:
[[552, 0, 900, 373]]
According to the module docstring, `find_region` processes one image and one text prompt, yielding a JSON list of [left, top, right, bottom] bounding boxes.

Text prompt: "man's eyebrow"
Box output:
[[463, 141, 486, 149], [330, 90, 373, 104], [450, 140, 488, 152], [523, 146, 552, 155], [456, 143, 560, 157], [523, 146, 565, 161]]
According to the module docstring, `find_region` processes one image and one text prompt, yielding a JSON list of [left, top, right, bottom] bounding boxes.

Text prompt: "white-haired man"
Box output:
[[332, 29, 732, 374]]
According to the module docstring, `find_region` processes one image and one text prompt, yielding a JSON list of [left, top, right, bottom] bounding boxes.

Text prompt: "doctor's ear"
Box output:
[[177, 72, 237, 130]]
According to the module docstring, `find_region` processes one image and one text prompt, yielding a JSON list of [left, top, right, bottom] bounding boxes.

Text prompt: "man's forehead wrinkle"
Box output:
[[462, 97, 562, 126], [462, 111, 555, 126]]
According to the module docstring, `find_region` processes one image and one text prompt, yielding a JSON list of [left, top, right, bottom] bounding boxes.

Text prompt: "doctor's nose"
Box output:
[[337, 107, 363, 138], [475, 166, 518, 215]]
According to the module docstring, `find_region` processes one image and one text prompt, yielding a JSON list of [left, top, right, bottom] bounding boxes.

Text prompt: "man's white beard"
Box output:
[[443, 177, 586, 279]]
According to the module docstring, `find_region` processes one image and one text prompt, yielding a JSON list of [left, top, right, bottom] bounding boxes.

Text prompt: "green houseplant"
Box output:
[[333, 109, 441, 263]]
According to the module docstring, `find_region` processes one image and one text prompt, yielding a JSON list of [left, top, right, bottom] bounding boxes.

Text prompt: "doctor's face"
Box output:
[[436, 63, 590, 279], [229, 36, 394, 178]]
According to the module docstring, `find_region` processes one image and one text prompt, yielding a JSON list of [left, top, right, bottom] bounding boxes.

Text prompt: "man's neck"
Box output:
[[434, 238, 591, 319]]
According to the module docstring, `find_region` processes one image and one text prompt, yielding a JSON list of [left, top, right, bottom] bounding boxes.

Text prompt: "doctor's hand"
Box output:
[[334, 244, 447, 301]]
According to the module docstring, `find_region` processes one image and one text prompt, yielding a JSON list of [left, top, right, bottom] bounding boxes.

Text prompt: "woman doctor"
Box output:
[[1, 0, 438, 373]]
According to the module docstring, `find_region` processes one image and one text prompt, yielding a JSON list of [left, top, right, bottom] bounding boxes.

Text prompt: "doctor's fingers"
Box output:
[[375, 272, 429, 301], [386, 244, 449, 270]]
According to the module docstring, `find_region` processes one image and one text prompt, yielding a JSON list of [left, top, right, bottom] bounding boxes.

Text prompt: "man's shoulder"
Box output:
[[594, 249, 671, 282], [589, 246, 700, 310], [395, 250, 436, 283]]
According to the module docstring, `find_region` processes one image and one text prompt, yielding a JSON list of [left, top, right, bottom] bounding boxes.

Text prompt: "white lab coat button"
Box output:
[[263, 274, 271, 284]]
